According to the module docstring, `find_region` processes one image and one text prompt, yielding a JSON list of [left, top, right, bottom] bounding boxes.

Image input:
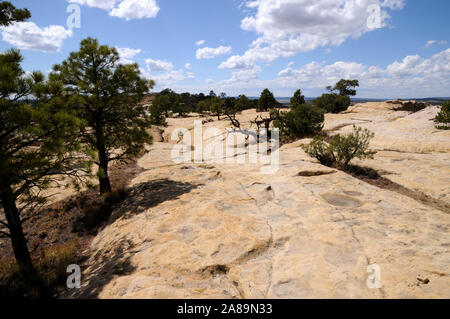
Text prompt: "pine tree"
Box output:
[[290, 89, 306, 108], [0, 49, 88, 289], [50, 38, 154, 194], [327, 79, 359, 96], [257, 88, 278, 112], [0, 1, 30, 26], [235, 95, 252, 111], [434, 101, 450, 130], [209, 96, 224, 120]]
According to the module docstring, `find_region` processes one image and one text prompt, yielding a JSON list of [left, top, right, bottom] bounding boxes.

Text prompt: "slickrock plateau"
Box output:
[[66, 102, 450, 299]]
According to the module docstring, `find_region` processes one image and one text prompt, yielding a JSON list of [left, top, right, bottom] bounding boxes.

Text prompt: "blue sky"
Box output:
[[1, 0, 449, 98]]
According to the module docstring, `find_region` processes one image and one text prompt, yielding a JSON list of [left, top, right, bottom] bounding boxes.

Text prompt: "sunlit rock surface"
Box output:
[[68, 102, 450, 299]]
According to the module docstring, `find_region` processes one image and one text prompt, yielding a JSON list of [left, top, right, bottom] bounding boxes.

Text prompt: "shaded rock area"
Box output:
[[65, 102, 449, 299], [386, 99, 431, 112]]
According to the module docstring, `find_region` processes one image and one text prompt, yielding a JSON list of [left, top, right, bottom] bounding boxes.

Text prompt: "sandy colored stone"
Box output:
[[66, 103, 450, 299]]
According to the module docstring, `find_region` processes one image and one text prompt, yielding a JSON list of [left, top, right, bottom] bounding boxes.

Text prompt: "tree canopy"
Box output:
[[258, 88, 278, 112], [315, 79, 358, 113], [50, 38, 154, 194], [0, 1, 30, 26], [290, 89, 306, 108], [208, 96, 224, 120], [434, 101, 450, 130], [313, 93, 351, 114], [327, 79, 359, 96], [235, 95, 252, 111], [274, 104, 324, 138], [0, 49, 88, 289]]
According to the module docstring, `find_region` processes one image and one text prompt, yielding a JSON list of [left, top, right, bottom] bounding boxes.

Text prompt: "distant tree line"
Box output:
[[149, 89, 258, 125], [148, 80, 359, 134]]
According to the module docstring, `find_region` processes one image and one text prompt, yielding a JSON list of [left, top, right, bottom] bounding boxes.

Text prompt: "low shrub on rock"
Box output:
[[273, 104, 324, 138], [313, 93, 351, 113], [435, 101, 450, 130], [301, 125, 375, 168]]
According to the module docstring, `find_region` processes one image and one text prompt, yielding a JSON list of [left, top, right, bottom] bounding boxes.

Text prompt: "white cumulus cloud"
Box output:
[[275, 48, 450, 97], [196, 40, 206, 46], [196, 46, 232, 59], [219, 55, 256, 70], [148, 48, 449, 98], [221, 0, 405, 69], [386, 54, 423, 77], [141, 68, 195, 88], [426, 40, 448, 47], [116, 47, 141, 64], [220, 66, 262, 86], [0, 22, 72, 52], [68, 0, 160, 20], [145, 58, 174, 72], [68, 0, 119, 10], [110, 0, 160, 20], [425, 40, 436, 47], [278, 61, 365, 88], [151, 69, 195, 87], [140, 57, 195, 88]]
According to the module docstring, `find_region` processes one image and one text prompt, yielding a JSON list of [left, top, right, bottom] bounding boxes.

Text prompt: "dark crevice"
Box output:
[[199, 264, 229, 277], [297, 170, 336, 177]]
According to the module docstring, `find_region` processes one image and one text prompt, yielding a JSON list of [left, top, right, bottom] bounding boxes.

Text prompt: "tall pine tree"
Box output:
[[257, 88, 278, 112], [0, 49, 88, 286], [50, 38, 155, 194]]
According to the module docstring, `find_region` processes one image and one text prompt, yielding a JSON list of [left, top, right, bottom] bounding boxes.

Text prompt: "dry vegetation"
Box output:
[[0, 157, 142, 298]]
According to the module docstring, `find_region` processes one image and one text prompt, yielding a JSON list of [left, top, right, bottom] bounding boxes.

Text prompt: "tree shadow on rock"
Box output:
[[63, 238, 136, 299], [107, 179, 201, 223], [62, 179, 200, 298]]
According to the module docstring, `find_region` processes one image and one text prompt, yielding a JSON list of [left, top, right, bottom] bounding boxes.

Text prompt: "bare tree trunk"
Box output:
[[265, 121, 272, 141], [0, 181, 46, 296], [96, 122, 112, 194], [98, 147, 112, 194], [0, 186, 33, 271], [0, 151, 48, 297]]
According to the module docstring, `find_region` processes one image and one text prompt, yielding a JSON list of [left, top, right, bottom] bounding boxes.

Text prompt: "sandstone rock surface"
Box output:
[[67, 102, 450, 299]]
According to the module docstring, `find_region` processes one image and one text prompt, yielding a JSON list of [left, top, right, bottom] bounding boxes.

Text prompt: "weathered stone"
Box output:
[[65, 103, 450, 299]]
